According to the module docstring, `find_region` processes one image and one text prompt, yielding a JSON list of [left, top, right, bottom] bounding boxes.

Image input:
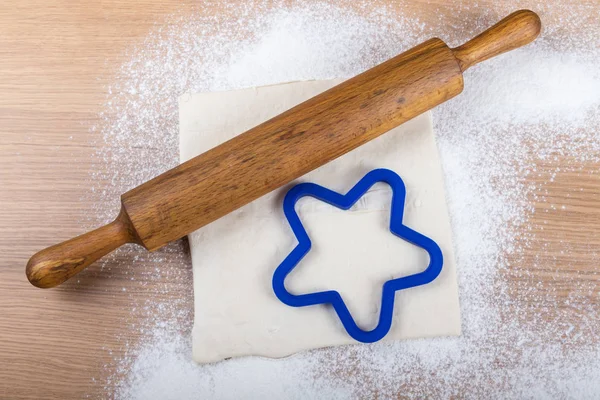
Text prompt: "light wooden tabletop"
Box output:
[[1, 1, 599, 398]]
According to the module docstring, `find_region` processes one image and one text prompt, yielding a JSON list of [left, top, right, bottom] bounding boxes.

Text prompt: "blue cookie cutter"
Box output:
[[272, 168, 444, 343]]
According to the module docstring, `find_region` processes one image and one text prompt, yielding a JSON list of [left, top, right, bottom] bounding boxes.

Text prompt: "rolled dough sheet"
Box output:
[[179, 80, 461, 364]]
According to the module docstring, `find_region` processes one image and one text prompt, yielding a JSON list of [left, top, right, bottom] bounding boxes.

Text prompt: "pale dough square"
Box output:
[[179, 80, 461, 364]]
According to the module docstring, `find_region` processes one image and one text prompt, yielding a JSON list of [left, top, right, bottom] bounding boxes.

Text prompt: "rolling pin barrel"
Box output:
[[26, 10, 541, 288], [123, 36, 465, 250]]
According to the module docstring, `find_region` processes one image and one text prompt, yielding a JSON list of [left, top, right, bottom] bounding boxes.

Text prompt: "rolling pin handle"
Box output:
[[452, 10, 541, 71], [26, 207, 137, 288]]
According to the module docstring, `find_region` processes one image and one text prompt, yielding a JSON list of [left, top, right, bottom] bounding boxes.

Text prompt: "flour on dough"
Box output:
[[179, 80, 461, 364]]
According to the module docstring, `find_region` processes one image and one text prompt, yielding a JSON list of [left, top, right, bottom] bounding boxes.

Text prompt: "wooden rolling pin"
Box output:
[[26, 10, 541, 288]]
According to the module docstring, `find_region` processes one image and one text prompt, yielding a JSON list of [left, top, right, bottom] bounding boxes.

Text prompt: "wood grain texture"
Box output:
[[123, 37, 464, 249], [25, 10, 542, 288], [1, 1, 599, 399]]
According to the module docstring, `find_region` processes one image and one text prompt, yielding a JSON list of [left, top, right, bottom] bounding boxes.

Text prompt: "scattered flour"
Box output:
[[89, 1, 600, 398]]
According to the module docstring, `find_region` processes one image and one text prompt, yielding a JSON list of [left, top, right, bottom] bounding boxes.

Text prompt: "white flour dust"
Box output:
[[90, 1, 600, 398]]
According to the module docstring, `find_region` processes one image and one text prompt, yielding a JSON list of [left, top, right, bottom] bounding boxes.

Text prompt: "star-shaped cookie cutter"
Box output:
[[272, 168, 444, 343]]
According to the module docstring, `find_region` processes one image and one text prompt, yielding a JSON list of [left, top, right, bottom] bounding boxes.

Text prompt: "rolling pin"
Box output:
[[26, 10, 541, 288]]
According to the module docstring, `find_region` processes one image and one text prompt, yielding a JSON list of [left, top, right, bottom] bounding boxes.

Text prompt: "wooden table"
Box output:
[[1, 1, 599, 398]]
